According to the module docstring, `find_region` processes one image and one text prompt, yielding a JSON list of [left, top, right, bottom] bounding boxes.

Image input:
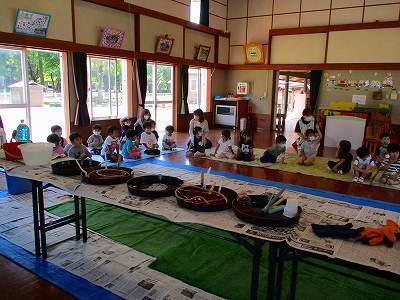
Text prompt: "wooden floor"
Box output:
[[1, 128, 399, 300], [173, 129, 399, 205], [0, 255, 71, 300]]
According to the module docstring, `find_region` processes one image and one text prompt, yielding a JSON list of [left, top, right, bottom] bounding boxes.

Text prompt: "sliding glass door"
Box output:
[[146, 63, 173, 133], [0, 48, 29, 140], [0, 47, 67, 142]]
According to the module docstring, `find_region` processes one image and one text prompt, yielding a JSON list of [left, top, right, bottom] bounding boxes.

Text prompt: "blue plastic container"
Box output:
[[6, 173, 32, 195]]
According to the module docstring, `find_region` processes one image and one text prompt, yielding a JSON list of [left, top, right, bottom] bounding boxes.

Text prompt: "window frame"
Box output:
[[188, 66, 210, 113], [87, 55, 128, 121]]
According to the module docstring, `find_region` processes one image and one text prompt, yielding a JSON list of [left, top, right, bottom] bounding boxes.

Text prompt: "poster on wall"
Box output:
[[99, 27, 126, 49], [14, 9, 51, 37]]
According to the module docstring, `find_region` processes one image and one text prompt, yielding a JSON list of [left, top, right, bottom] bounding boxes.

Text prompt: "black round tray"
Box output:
[[127, 175, 184, 198], [82, 167, 133, 185], [51, 159, 101, 176], [232, 195, 301, 227], [175, 185, 237, 212]]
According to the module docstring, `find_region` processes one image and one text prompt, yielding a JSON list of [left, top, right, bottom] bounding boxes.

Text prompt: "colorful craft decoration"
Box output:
[[244, 43, 264, 64], [14, 9, 51, 37], [99, 27, 126, 49]]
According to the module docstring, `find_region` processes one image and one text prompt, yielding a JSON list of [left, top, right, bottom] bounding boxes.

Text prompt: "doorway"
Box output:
[[146, 63, 174, 134], [274, 71, 310, 145], [0, 47, 68, 142]]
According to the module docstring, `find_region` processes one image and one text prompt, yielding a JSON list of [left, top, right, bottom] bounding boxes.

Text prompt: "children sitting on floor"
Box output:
[[87, 124, 104, 155], [121, 129, 141, 159], [236, 130, 254, 161], [51, 125, 68, 149], [66, 132, 92, 159], [376, 132, 391, 165], [162, 125, 177, 150], [298, 125, 322, 166], [101, 126, 121, 162], [134, 109, 152, 137], [187, 126, 206, 157], [327, 140, 353, 174], [47, 133, 65, 156], [352, 146, 375, 183], [379, 143, 400, 185], [140, 121, 160, 155], [212, 129, 235, 159], [260, 135, 287, 164], [150, 120, 159, 140], [120, 116, 132, 138]]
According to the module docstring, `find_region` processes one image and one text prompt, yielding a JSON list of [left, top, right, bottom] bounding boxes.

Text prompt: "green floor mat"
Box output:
[[47, 200, 399, 300]]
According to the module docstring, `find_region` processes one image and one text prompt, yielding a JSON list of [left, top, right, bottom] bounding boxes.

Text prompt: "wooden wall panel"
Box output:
[[0, 0, 73, 42], [126, 0, 189, 21], [327, 28, 400, 63], [218, 37, 229, 65], [185, 29, 215, 63], [75, 0, 134, 51], [270, 33, 327, 64], [140, 15, 184, 58]]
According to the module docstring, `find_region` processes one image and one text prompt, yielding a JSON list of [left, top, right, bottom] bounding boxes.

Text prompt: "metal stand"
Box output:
[[31, 181, 87, 259]]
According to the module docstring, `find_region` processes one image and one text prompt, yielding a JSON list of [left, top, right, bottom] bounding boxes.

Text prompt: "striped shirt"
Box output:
[[381, 158, 400, 177]]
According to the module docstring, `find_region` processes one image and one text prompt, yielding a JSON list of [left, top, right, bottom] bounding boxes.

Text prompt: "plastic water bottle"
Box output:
[[16, 120, 30, 142]]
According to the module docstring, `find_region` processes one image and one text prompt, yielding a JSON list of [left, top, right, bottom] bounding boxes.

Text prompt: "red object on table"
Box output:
[[2, 142, 25, 161]]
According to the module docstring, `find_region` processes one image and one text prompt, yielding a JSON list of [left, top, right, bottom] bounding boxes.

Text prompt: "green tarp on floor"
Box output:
[[48, 200, 399, 300]]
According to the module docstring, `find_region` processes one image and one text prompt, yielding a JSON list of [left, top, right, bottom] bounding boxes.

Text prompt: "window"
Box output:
[[188, 67, 209, 113], [146, 63, 174, 132], [88, 56, 127, 119], [0, 47, 68, 142], [190, 0, 201, 24]]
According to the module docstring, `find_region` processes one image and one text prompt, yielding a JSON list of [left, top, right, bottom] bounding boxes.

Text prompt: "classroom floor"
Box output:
[[1, 128, 399, 300]]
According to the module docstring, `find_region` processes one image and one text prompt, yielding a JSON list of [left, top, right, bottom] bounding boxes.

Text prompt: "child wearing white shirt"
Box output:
[[213, 129, 235, 159], [162, 125, 177, 150], [140, 121, 160, 155], [353, 146, 375, 183]]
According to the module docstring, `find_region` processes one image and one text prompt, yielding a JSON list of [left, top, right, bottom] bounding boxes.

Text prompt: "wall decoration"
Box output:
[[14, 9, 51, 37], [244, 43, 264, 64], [155, 35, 174, 55], [237, 82, 249, 95], [382, 75, 393, 88], [195, 45, 211, 61], [370, 80, 382, 89], [99, 27, 125, 49]]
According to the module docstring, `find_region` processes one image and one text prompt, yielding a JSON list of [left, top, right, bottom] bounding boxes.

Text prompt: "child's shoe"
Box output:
[[338, 170, 343, 175], [358, 177, 364, 183], [352, 176, 359, 183]]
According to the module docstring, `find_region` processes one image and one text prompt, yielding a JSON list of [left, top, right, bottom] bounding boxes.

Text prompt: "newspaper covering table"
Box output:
[[3, 159, 400, 276]]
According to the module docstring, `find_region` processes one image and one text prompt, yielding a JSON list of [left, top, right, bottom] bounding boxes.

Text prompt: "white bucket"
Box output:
[[18, 143, 53, 166]]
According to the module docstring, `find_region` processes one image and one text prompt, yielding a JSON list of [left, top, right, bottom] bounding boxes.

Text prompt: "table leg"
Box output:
[[80, 197, 87, 242], [74, 196, 81, 240], [267, 243, 278, 300], [31, 181, 40, 257], [37, 183, 47, 259], [288, 259, 298, 300], [250, 239, 263, 300], [275, 247, 285, 300]]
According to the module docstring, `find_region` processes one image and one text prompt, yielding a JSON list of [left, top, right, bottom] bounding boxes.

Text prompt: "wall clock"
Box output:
[[244, 43, 264, 64]]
